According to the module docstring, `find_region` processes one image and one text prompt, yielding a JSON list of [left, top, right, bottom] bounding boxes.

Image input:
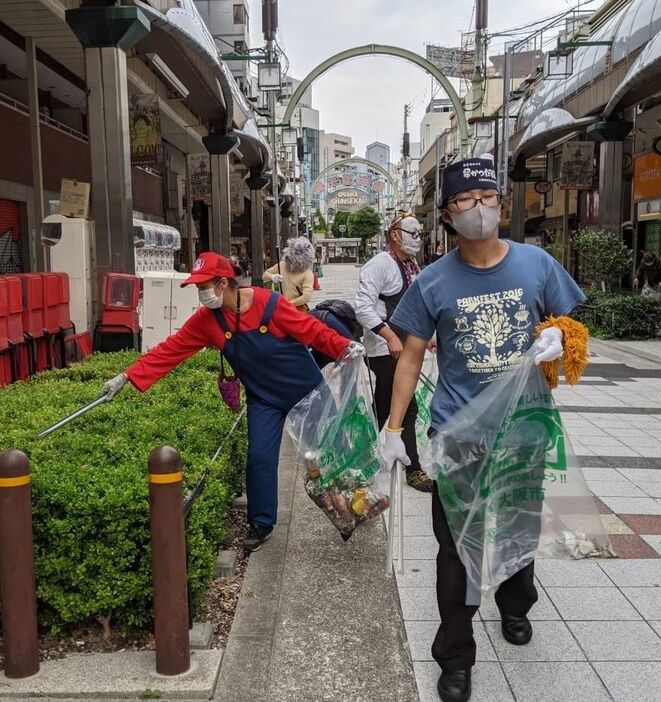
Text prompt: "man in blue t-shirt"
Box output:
[[383, 157, 585, 702]]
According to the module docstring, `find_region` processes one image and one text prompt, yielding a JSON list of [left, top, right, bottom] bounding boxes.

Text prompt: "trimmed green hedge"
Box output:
[[0, 350, 246, 633], [575, 290, 661, 340]]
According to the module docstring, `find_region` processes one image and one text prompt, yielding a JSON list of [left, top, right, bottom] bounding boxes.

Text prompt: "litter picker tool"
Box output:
[[386, 459, 405, 575], [36, 394, 110, 439], [275, 244, 283, 294]]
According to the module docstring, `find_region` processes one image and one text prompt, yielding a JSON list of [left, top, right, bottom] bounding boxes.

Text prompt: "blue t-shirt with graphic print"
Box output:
[[390, 242, 586, 430]]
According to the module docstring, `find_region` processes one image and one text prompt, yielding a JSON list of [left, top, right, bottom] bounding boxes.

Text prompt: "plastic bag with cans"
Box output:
[[288, 357, 389, 541], [431, 349, 615, 606]]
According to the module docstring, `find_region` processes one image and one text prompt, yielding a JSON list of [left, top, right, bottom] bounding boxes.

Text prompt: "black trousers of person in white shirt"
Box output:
[[366, 354, 421, 477]]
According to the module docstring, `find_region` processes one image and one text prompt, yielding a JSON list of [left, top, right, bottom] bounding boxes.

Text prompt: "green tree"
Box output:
[[573, 228, 633, 292], [331, 211, 351, 238], [348, 206, 381, 239], [313, 208, 327, 233], [349, 207, 381, 260]]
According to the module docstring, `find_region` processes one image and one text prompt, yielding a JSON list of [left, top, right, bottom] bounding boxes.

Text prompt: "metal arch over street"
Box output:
[[306, 157, 402, 208], [283, 44, 470, 156]]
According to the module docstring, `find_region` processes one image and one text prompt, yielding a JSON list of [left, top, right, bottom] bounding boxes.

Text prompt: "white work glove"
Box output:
[[270, 273, 284, 284], [381, 428, 411, 469], [534, 327, 563, 366], [346, 341, 366, 359], [102, 372, 129, 399]]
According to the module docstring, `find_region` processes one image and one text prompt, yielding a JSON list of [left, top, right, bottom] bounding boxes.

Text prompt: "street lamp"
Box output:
[[281, 128, 298, 146], [282, 128, 299, 234], [258, 62, 282, 91]]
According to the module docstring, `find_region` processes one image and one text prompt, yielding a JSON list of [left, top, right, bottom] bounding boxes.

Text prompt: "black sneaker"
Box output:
[[243, 524, 273, 553], [407, 469, 434, 492]]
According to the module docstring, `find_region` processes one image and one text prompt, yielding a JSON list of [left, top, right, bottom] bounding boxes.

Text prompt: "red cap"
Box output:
[[181, 252, 236, 287]]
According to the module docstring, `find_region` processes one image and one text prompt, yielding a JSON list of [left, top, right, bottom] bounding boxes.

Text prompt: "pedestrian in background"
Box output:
[[634, 250, 661, 295], [263, 236, 315, 311], [431, 243, 445, 263]]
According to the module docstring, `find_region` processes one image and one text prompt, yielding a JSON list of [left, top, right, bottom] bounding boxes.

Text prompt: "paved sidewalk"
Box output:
[[312, 265, 661, 702], [215, 434, 418, 702]]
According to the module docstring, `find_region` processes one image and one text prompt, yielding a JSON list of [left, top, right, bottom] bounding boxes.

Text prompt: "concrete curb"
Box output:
[[0, 650, 222, 699]]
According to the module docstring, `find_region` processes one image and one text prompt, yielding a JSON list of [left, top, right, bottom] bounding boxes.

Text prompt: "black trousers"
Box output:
[[431, 485, 538, 671], [366, 354, 421, 475]]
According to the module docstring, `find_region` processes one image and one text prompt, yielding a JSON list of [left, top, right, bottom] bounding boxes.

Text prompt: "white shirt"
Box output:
[[356, 251, 410, 358]]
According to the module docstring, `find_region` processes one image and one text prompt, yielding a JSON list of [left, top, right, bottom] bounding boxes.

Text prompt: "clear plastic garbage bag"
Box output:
[[430, 350, 615, 606], [416, 352, 438, 464], [288, 358, 389, 541]]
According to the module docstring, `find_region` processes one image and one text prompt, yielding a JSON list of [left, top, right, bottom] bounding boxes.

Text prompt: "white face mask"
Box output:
[[198, 286, 223, 309], [397, 220, 423, 255], [400, 231, 422, 256], [450, 205, 501, 240]]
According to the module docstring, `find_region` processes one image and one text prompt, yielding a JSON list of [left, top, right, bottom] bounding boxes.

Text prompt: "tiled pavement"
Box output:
[[313, 265, 661, 702]]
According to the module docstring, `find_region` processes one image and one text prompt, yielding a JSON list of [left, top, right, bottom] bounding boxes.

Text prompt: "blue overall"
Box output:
[[212, 292, 322, 528]]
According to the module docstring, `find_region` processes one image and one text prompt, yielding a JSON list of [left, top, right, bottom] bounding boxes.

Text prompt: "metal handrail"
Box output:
[[0, 91, 88, 142]]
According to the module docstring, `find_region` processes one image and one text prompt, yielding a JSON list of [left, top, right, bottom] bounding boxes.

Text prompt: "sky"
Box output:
[[246, 0, 591, 159]]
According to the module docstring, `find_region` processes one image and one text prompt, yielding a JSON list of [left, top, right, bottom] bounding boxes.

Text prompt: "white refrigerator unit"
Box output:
[[141, 271, 200, 352]]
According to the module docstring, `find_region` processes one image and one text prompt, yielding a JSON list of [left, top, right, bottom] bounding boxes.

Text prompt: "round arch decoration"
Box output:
[[306, 157, 402, 209], [283, 44, 470, 156]]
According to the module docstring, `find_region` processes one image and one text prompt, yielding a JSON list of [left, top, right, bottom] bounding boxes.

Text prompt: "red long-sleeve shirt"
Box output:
[[126, 288, 350, 392]]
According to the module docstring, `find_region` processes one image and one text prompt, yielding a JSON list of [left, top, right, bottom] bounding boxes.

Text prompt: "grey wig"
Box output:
[[283, 236, 315, 273]]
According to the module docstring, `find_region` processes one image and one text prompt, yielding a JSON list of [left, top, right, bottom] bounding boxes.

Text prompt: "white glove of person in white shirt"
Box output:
[[346, 341, 366, 359], [381, 427, 410, 469], [270, 273, 284, 285], [533, 327, 563, 366]]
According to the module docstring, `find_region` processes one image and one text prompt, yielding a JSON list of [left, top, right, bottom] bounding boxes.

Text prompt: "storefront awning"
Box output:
[[604, 30, 661, 117], [514, 108, 598, 163], [134, 0, 269, 172]]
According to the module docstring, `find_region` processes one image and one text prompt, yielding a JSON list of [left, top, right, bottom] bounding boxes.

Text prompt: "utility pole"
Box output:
[[471, 0, 488, 120], [291, 145, 298, 236], [296, 134, 305, 235], [402, 104, 411, 208], [499, 44, 512, 194], [263, 0, 281, 254], [433, 134, 440, 250]]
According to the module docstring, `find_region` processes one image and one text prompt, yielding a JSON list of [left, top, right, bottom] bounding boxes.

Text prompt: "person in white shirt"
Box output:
[[355, 212, 433, 492]]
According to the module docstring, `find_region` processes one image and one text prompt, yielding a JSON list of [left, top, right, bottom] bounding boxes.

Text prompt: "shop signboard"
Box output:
[[230, 170, 248, 216], [59, 179, 90, 219], [559, 141, 594, 190], [426, 44, 474, 78], [633, 152, 661, 203], [129, 95, 162, 166], [327, 188, 370, 213], [637, 199, 661, 221], [189, 154, 211, 204]]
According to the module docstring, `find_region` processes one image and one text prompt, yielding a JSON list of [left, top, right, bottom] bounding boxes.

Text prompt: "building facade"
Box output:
[[194, 0, 251, 94], [320, 132, 355, 170], [419, 98, 452, 155], [366, 141, 391, 170], [0, 0, 270, 293]]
